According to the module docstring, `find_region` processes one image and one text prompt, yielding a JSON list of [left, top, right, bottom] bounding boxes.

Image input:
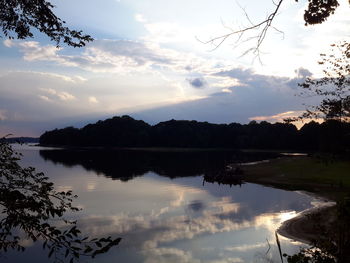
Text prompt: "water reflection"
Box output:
[[3, 147, 317, 263], [39, 149, 280, 181], [71, 181, 306, 263]]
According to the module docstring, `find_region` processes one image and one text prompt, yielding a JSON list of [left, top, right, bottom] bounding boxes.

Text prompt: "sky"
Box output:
[[0, 0, 349, 137]]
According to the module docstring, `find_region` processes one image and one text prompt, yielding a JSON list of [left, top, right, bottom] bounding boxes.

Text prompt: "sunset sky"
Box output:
[[0, 0, 349, 136]]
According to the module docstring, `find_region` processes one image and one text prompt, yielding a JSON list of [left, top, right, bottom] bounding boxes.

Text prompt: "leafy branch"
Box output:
[[0, 139, 120, 262], [0, 0, 93, 47]]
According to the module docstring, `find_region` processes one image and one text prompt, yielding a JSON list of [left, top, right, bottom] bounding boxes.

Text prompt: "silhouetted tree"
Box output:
[[40, 115, 306, 150], [297, 41, 350, 122], [0, 139, 120, 262], [0, 0, 93, 47]]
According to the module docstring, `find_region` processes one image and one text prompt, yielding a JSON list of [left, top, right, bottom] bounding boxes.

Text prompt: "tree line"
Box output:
[[39, 115, 350, 152]]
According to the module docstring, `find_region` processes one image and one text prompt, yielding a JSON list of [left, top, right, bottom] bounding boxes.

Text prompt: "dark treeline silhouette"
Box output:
[[5, 137, 39, 143], [39, 115, 350, 152]]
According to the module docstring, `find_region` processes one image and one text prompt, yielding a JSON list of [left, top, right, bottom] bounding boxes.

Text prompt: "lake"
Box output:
[[3, 145, 320, 263]]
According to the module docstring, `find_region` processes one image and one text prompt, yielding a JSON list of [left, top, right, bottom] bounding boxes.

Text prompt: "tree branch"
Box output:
[[197, 0, 284, 59]]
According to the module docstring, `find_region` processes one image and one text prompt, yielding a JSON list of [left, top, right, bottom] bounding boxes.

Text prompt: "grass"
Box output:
[[243, 156, 350, 200]]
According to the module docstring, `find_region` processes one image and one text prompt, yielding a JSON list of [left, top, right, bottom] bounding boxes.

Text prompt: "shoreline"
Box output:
[[241, 156, 350, 245], [277, 201, 336, 244]]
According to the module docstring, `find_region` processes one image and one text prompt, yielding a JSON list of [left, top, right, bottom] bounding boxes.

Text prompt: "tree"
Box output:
[[0, 0, 93, 47], [296, 41, 350, 122], [0, 139, 120, 262], [201, 0, 347, 57]]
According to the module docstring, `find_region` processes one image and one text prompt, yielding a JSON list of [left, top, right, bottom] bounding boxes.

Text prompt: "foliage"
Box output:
[[284, 247, 336, 263], [0, 0, 93, 47], [297, 41, 350, 122], [299, 0, 340, 26], [0, 139, 120, 262]]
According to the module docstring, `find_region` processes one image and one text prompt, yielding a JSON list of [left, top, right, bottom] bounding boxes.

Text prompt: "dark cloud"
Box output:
[[132, 67, 318, 124], [187, 200, 205, 212], [215, 68, 254, 81], [187, 77, 206, 89]]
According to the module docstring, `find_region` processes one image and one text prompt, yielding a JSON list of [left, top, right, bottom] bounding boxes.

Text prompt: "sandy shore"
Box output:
[[277, 202, 336, 244]]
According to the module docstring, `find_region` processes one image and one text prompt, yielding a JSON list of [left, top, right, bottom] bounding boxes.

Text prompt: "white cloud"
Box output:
[[13, 41, 61, 62], [249, 111, 324, 129], [0, 109, 7, 120], [135, 13, 147, 23], [38, 95, 51, 102], [221, 88, 232, 93], [209, 258, 244, 263], [249, 111, 303, 123], [88, 96, 99, 104], [5, 39, 230, 79], [40, 87, 75, 101], [57, 91, 75, 101], [224, 243, 266, 252], [3, 39, 13, 48]]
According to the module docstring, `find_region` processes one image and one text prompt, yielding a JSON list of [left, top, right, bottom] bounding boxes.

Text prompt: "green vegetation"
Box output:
[[243, 156, 350, 199]]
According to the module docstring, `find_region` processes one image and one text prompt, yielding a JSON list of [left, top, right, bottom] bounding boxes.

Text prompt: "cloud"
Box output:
[[4, 39, 230, 79], [187, 77, 206, 89], [0, 70, 200, 136], [295, 67, 312, 78], [135, 13, 147, 23], [5, 39, 177, 74], [0, 109, 7, 120], [144, 247, 199, 263], [40, 88, 75, 101], [88, 96, 99, 104], [2, 39, 319, 136], [134, 67, 311, 124], [9, 41, 61, 62], [0, 71, 86, 126], [249, 111, 304, 123], [38, 95, 51, 102], [224, 243, 266, 252], [57, 91, 75, 101], [3, 39, 13, 48]]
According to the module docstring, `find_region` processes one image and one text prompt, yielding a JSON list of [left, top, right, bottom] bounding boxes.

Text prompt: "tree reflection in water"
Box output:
[[0, 140, 120, 263]]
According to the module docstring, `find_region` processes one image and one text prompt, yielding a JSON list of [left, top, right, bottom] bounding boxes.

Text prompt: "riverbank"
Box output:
[[242, 156, 350, 244], [242, 156, 350, 200], [277, 204, 336, 244]]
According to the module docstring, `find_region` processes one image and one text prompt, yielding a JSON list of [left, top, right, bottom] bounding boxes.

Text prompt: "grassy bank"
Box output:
[[242, 156, 350, 200]]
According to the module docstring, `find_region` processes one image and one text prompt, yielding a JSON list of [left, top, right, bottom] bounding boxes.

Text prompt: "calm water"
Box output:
[[4, 145, 319, 263]]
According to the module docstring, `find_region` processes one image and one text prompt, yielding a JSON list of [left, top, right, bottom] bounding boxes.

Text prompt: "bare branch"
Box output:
[[197, 0, 284, 59]]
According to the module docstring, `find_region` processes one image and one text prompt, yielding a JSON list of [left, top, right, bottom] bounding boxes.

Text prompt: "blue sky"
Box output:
[[0, 0, 349, 136]]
